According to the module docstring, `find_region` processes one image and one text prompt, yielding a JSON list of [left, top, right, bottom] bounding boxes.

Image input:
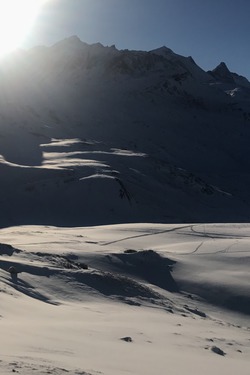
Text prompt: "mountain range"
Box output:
[[0, 35, 250, 227], [1, 39, 250, 374]]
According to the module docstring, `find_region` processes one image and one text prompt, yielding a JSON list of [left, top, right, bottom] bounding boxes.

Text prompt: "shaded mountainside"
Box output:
[[0, 36, 250, 226]]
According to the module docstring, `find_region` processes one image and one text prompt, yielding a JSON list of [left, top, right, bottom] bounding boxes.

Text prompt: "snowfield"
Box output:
[[0, 223, 249, 375], [0, 36, 250, 374]]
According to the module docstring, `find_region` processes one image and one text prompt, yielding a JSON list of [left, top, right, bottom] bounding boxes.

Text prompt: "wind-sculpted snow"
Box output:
[[0, 360, 92, 375], [0, 223, 250, 314], [0, 136, 247, 227], [0, 223, 250, 375]]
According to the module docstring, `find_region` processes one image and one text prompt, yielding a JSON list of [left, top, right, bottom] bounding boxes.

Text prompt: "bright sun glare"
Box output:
[[0, 0, 44, 56]]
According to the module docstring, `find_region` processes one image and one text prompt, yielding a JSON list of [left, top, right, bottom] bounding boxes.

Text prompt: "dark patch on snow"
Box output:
[[124, 249, 137, 254], [184, 305, 206, 318], [74, 270, 162, 299], [111, 250, 179, 292], [0, 243, 21, 256], [211, 346, 226, 356], [120, 336, 133, 343]]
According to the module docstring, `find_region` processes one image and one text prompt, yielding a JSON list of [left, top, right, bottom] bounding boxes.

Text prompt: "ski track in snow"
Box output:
[[0, 223, 250, 374], [101, 224, 193, 246]]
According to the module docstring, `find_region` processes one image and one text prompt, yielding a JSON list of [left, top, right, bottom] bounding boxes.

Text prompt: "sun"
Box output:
[[0, 0, 45, 56]]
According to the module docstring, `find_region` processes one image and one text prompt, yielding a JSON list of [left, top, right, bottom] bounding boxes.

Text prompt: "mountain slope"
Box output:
[[0, 37, 250, 226]]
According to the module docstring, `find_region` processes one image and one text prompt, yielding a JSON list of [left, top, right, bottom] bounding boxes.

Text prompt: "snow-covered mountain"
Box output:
[[0, 36, 250, 227], [208, 62, 250, 113], [1, 39, 250, 374]]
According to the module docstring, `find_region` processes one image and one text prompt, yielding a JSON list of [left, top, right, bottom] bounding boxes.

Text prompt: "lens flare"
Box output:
[[0, 0, 44, 55]]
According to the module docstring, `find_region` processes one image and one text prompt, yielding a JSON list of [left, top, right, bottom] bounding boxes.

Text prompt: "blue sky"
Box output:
[[26, 0, 250, 79]]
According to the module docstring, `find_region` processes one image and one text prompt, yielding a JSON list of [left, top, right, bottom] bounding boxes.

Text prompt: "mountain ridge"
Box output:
[[0, 36, 249, 227]]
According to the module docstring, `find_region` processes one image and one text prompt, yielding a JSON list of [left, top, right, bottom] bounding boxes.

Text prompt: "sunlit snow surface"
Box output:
[[0, 223, 249, 375]]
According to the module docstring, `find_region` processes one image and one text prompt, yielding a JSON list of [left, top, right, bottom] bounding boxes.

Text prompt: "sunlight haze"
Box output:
[[0, 1, 250, 374], [0, 0, 45, 56], [23, 0, 250, 80]]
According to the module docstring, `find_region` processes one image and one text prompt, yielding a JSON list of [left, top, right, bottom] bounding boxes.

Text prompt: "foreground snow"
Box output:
[[0, 223, 249, 374]]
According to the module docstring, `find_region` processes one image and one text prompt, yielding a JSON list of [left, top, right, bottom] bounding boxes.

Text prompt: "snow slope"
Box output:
[[0, 37, 250, 226], [0, 223, 249, 375], [0, 37, 249, 375]]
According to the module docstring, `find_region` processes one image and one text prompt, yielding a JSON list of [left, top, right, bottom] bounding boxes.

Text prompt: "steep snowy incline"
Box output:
[[0, 37, 249, 226]]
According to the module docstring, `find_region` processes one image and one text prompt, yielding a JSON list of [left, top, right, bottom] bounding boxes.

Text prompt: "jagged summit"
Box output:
[[215, 61, 230, 70], [25, 36, 249, 87], [207, 61, 250, 94], [52, 36, 118, 54], [52, 35, 88, 50], [187, 56, 197, 65], [65, 35, 82, 43], [150, 46, 174, 56], [209, 61, 235, 83]]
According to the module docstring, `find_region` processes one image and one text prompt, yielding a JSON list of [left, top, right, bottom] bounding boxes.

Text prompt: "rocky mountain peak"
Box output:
[[209, 61, 234, 83]]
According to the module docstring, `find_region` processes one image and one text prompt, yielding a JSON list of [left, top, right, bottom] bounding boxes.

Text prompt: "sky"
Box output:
[[23, 0, 250, 79]]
